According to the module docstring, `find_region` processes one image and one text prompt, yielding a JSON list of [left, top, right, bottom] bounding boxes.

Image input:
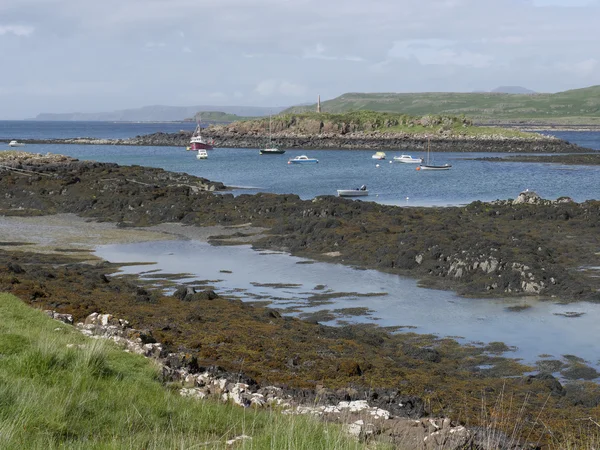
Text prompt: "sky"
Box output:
[[0, 0, 599, 119]]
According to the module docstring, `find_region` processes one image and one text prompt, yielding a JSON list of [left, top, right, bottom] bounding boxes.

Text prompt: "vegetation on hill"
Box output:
[[222, 111, 540, 139], [192, 111, 256, 122], [282, 86, 600, 124]]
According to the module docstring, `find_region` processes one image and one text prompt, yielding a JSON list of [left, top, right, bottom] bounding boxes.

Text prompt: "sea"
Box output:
[[2, 121, 599, 207], [2, 120, 600, 375]]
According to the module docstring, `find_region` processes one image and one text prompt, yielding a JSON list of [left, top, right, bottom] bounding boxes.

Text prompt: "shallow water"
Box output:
[[10, 143, 600, 207], [96, 240, 600, 373]]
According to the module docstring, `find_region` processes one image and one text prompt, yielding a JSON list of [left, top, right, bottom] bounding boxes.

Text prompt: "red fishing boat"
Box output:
[[188, 122, 214, 150]]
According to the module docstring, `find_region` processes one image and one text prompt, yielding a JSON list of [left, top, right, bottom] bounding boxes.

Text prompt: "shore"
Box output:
[[2, 151, 600, 446], [1, 129, 593, 152]]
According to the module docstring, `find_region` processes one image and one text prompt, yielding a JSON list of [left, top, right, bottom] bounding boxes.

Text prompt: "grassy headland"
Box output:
[[281, 86, 600, 125], [211, 111, 540, 139]]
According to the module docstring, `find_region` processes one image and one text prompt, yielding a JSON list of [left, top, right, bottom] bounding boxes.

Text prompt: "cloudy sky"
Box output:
[[0, 0, 599, 119]]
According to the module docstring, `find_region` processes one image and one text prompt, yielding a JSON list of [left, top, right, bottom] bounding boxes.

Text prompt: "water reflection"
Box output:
[[95, 240, 600, 371]]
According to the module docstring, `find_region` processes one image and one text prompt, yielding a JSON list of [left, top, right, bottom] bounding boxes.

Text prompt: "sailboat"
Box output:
[[260, 115, 285, 155], [417, 138, 452, 171]]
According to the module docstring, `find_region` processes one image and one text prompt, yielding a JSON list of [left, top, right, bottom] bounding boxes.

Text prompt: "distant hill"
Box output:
[[282, 86, 600, 123], [192, 111, 256, 123], [33, 105, 288, 122], [491, 86, 536, 94]]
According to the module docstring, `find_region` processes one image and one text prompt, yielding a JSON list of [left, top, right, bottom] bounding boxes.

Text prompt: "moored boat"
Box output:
[[260, 148, 286, 155], [8, 140, 25, 147], [260, 115, 285, 154], [337, 185, 368, 197], [372, 151, 386, 160], [288, 155, 318, 164], [417, 164, 452, 171], [189, 122, 214, 151], [196, 149, 208, 160], [417, 138, 452, 171], [393, 154, 422, 164]]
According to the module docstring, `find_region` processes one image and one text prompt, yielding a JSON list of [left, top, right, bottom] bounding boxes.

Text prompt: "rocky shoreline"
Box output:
[[1, 129, 592, 152], [0, 152, 599, 301], [2, 151, 600, 446]]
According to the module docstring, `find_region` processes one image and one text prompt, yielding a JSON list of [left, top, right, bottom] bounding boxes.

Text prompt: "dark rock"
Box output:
[[525, 373, 564, 396], [6, 262, 24, 274]]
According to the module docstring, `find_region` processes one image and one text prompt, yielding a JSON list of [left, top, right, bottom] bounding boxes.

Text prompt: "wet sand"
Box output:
[[0, 214, 267, 255]]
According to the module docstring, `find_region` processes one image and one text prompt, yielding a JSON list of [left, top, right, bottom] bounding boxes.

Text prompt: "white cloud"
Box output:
[[255, 79, 308, 97], [481, 36, 524, 45], [0, 25, 34, 36], [182, 46, 192, 53], [533, 0, 597, 6], [144, 41, 166, 50], [302, 43, 364, 62], [556, 58, 598, 77], [388, 39, 494, 68]]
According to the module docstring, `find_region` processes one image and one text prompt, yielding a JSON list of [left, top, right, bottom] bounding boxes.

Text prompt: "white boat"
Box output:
[[417, 139, 452, 171], [372, 151, 386, 160], [393, 154, 423, 164], [8, 140, 25, 147], [196, 149, 208, 160], [337, 186, 368, 197], [288, 155, 318, 164], [418, 163, 452, 171], [260, 115, 285, 155], [260, 147, 285, 155]]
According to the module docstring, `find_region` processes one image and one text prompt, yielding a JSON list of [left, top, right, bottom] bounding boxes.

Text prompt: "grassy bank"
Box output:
[[220, 111, 540, 139], [281, 86, 600, 123], [0, 293, 376, 449]]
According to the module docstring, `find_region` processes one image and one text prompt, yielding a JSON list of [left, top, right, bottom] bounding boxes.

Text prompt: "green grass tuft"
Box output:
[[0, 293, 382, 449]]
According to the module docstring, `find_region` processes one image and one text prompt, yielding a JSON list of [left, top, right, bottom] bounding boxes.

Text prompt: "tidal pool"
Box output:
[[95, 240, 600, 374]]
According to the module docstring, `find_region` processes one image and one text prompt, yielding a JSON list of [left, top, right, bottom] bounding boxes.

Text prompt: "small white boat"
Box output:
[[260, 147, 285, 155], [8, 140, 25, 147], [393, 154, 423, 164], [196, 149, 208, 160], [417, 164, 452, 171], [288, 155, 318, 164], [337, 186, 369, 197], [372, 151, 386, 160]]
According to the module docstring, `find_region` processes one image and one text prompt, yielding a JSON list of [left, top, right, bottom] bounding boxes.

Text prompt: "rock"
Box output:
[[513, 190, 542, 205], [45, 310, 74, 325]]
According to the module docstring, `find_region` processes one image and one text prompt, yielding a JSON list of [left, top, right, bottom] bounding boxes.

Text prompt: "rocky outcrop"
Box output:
[[3, 130, 590, 153]]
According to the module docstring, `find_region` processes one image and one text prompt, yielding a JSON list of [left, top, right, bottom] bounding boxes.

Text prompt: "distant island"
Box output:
[[490, 85, 536, 94], [32, 105, 288, 122]]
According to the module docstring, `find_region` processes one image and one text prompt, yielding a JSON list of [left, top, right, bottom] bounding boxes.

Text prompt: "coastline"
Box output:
[[2, 152, 600, 446], [1, 130, 593, 152]]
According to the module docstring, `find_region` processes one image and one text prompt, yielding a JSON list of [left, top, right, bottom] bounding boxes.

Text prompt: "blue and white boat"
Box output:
[[288, 155, 319, 164]]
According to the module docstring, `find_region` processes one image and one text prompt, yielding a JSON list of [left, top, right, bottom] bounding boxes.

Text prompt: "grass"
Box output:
[[281, 85, 600, 122], [232, 111, 540, 139], [0, 292, 381, 449]]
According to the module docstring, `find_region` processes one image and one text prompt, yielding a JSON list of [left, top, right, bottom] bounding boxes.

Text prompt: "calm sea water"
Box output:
[[4, 121, 600, 373], [96, 240, 600, 372], [1, 121, 599, 207]]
